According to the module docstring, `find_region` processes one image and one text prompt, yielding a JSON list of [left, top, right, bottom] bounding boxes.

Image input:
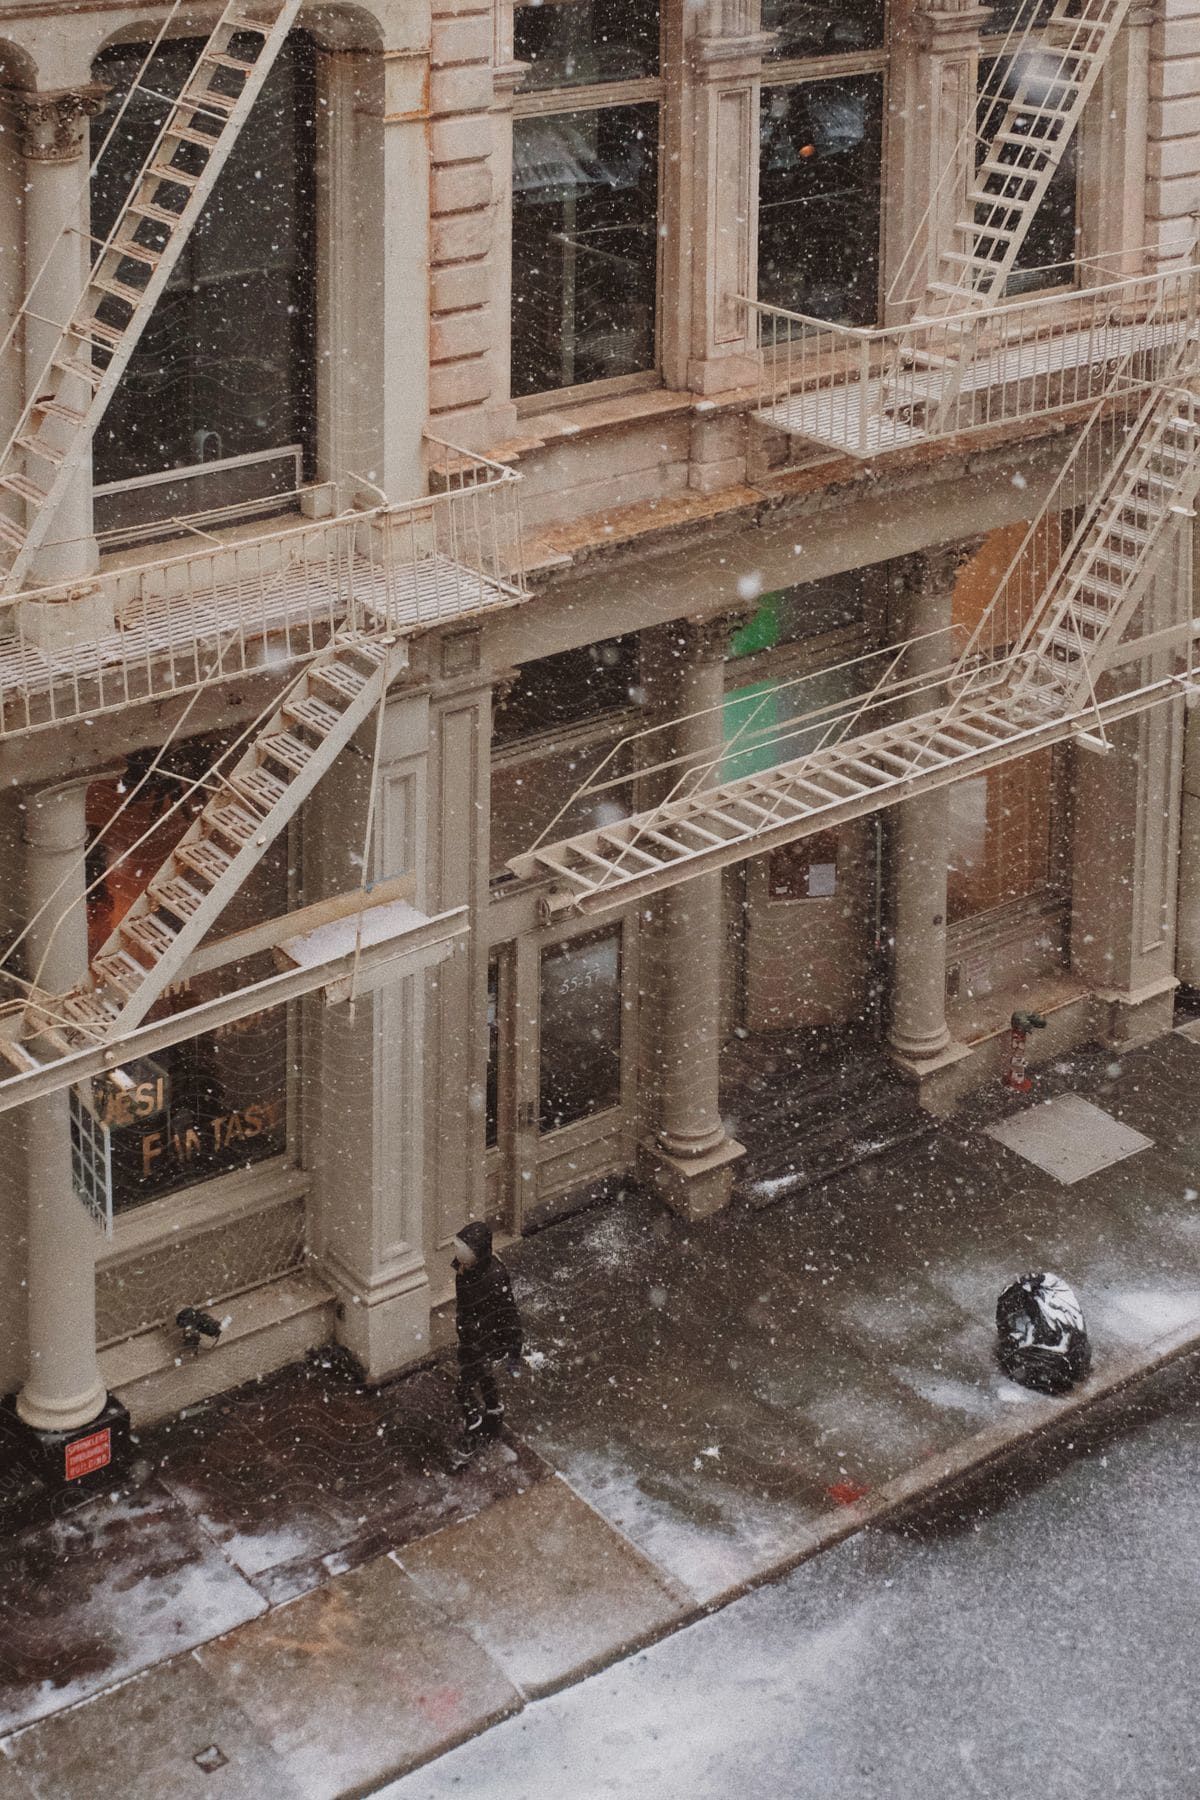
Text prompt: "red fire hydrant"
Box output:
[[1004, 1010, 1047, 1091]]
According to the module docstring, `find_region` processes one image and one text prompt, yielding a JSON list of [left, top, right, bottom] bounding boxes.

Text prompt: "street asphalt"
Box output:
[[382, 1357, 1200, 1800]]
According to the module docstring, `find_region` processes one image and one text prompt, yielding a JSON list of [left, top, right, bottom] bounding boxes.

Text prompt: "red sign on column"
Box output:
[[64, 1428, 112, 1482]]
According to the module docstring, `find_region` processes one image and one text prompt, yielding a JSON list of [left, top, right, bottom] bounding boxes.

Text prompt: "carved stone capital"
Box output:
[[1, 84, 109, 163], [912, 3, 993, 52], [680, 604, 757, 664], [919, 535, 986, 597]]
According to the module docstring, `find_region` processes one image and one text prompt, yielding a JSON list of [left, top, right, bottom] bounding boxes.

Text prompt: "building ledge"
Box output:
[[100, 1269, 335, 1427]]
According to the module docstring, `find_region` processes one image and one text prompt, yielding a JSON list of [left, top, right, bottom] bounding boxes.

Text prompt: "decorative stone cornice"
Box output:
[[1, 84, 109, 163]]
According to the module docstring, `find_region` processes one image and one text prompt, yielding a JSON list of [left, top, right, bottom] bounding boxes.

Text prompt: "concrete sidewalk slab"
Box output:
[[195, 1554, 520, 1797], [396, 1475, 688, 1696], [2, 1658, 299, 1800]]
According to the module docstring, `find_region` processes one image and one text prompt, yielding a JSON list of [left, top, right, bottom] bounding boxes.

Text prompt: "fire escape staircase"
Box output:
[[23, 630, 404, 1052], [923, 0, 1131, 317], [0, 0, 303, 593], [757, 0, 1134, 454], [1012, 381, 1200, 709], [511, 372, 1200, 918]]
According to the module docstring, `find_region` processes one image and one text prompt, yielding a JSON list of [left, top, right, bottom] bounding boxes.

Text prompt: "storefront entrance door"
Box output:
[[484, 913, 638, 1232]]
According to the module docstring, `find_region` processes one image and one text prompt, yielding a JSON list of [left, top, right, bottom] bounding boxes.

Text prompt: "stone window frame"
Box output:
[[507, 10, 668, 408]]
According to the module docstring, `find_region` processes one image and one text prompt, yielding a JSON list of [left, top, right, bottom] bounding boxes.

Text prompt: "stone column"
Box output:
[[888, 548, 971, 1075], [306, 687, 436, 1379], [1177, 696, 1200, 990], [643, 615, 745, 1220], [16, 779, 106, 1433], [1072, 538, 1186, 1042], [682, 0, 774, 401], [889, 3, 992, 316], [3, 86, 107, 587], [1087, 1, 1155, 276]]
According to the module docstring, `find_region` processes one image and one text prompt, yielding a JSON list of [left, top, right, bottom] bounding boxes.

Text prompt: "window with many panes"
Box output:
[[511, 0, 662, 399], [91, 34, 317, 534], [757, 0, 886, 325]]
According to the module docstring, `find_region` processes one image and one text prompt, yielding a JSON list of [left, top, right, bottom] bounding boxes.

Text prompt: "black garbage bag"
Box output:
[[996, 1272, 1091, 1395]]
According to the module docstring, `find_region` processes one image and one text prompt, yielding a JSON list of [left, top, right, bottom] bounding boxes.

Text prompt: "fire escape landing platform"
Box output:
[[0, 457, 526, 739], [745, 265, 1198, 463]]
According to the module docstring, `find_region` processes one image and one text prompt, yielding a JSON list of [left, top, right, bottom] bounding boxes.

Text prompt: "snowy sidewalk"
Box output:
[[2, 1029, 1200, 1796]]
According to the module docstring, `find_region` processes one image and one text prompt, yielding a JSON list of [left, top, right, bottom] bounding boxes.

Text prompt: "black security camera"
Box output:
[[176, 1307, 223, 1354]]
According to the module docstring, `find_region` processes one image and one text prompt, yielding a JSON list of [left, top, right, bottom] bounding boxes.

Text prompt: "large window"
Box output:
[[758, 73, 885, 324], [85, 741, 289, 1211], [90, 33, 316, 533], [511, 0, 662, 399], [977, 53, 1079, 293]]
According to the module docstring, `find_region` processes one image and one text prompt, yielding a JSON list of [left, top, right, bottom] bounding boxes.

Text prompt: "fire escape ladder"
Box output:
[[924, 0, 1131, 317], [1009, 382, 1200, 707], [886, 0, 1132, 440], [0, 0, 303, 595], [506, 698, 1039, 914], [39, 630, 403, 1042]]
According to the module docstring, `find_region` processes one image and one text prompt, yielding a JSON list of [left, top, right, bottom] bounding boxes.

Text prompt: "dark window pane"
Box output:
[[512, 104, 658, 395], [978, 56, 1078, 292], [515, 0, 659, 91], [86, 747, 289, 1211], [91, 34, 316, 497], [762, 0, 884, 60], [982, 0, 1055, 37], [539, 929, 622, 1132], [493, 636, 639, 743], [758, 76, 883, 324]]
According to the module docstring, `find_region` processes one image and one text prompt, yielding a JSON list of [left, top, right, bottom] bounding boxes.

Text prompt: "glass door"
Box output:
[[487, 916, 639, 1233]]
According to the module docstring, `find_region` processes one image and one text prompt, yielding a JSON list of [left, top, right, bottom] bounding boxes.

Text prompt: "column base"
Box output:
[[640, 1136, 746, 1223], [1089, 976, 1178, 1050], [887, 1037, 974, 1117], [324, 1254, 433, 1383], [1, 1391, 130, 1526]]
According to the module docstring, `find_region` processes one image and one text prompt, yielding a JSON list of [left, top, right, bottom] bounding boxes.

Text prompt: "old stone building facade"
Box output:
[[0, 0, 1198, 1456]]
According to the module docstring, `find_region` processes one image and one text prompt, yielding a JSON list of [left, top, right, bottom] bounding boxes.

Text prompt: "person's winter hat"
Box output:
[[453, 1220, 493, 1269]]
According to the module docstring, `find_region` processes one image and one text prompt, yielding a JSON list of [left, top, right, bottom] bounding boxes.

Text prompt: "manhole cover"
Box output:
[[985, 1093, 1152, 1184]]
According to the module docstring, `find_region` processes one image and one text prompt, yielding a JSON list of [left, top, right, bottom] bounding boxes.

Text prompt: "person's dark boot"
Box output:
[[481, 1404, 505, 1441], [452, 1409, 485, 1465]]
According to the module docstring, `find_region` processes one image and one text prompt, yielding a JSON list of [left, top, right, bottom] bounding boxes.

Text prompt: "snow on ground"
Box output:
[[0, 1490, 263, 1733]]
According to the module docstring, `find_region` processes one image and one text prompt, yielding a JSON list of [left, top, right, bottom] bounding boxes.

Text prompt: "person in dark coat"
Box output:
[[453, 1220, 523, 1454]]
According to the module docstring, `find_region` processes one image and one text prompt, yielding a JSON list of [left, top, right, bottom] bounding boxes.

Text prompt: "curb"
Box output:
[[367, 1318, 1200, 1790], [682, 1312, 1200, 1617]]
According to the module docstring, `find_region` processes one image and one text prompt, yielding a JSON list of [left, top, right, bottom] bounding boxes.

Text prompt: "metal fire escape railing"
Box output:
[[0, 450, 526, 739], [743, 258, 1198, 459], [0, 1, 304, 593], [749, 0, 1139, 460], [0, 9, 529, 1081], [509, 271, 1200, 918]]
